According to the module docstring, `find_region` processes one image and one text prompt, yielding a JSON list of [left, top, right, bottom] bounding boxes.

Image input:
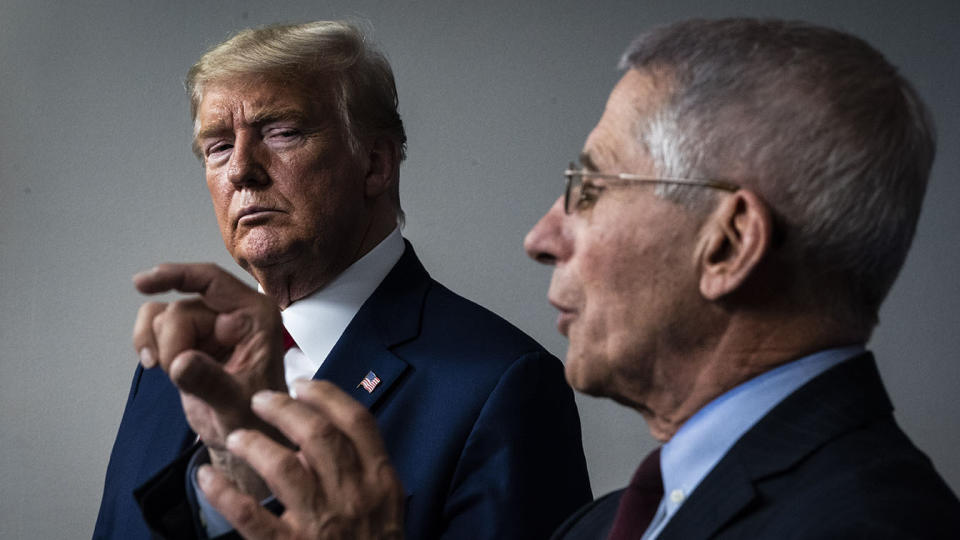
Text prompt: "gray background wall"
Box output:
[[1, 1, 957, 538]]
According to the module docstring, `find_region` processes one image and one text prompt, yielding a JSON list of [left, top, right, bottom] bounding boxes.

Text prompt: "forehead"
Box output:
[[195, 76, 335, 132], [582, 69, 667, 173]]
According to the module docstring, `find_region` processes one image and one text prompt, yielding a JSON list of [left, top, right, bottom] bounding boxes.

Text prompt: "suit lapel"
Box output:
[[312, 240, 430, 411], [129, 367, 196, 485], [312, 326, 411, 409], [658, 461, 755, 540], [660, 353, 892, 539]]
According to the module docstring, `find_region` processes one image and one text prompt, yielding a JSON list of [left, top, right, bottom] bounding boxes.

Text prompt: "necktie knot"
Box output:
[[282, 327, 298, 352]]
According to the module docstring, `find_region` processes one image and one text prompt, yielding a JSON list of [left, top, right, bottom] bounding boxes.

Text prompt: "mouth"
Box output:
[[235, 205, 282, 226], [549, 298, 576, 336]]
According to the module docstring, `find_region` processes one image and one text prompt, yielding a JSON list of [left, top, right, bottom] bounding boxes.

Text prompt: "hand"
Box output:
[[132, 263, 289, 496], [197, 379, 405, 540]]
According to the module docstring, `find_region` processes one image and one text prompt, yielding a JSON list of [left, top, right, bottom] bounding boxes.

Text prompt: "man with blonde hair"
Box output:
[[93, 21, 590, 539]]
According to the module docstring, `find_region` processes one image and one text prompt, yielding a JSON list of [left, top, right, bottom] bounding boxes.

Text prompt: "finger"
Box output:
[[214, 316, 281, 377], [132, 301, 166, 368], [198, 464, 292, 540], [134, 263, 283, 366], [226, 429, 319, 515], [153, 299, 217, 372], [170, 351, 248, 411], [250, 391, 344, 454], [250, 391, 363, 489], [133, 263, 265, 313], [213, 310, 255, 352], [287, 383, 405, 532], [292, 380, 391, 471], [174, 351, 289, 451]]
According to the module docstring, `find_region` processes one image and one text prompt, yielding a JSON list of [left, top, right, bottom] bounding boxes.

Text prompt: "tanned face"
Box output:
[[195, 77, 373, 293]]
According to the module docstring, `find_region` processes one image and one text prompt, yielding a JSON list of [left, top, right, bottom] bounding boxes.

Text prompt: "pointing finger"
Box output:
[[292, 380, 392, 473], [133, 263, 265, 313], [153, 299, 216, 372], [250, 390, 363, 497], [226, 429, 320, 515], [170, 351, 247, 411]]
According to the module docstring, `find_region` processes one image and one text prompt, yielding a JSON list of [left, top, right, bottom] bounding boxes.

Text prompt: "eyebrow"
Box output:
[[195, 108, 309, 140], [248, 107, 310, 128], [578, 151, 600, 172]]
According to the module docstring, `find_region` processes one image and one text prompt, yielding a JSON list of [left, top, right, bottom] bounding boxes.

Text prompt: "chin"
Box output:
[[563, 354, 605, 396], [234, 234, 297, 268]]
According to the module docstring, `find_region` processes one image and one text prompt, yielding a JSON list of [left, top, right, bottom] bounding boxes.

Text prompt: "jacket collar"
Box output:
[[660, 352, 892, 539]]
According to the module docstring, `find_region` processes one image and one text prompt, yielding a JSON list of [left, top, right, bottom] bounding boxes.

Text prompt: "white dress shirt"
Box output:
[[278, 226, 405, 390]]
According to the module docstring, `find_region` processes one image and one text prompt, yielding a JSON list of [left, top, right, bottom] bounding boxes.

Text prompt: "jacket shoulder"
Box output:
[[416, 280, 550, 362]]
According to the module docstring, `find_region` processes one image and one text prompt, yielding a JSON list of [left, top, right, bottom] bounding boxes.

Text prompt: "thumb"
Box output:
[[170, 351, 247, 411]]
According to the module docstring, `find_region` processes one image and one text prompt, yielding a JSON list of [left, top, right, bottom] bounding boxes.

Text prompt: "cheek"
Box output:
[[205, 175, 235, 235], [206, 173, 229, 206], [580, 247, 642, 329], [571, 253, 654, 380]]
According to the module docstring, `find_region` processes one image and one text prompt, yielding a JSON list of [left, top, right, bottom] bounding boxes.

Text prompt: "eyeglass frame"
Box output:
[[563, 162, 740, 214]]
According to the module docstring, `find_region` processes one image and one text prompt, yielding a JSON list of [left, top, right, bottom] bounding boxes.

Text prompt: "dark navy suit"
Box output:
[[552, 353, 960, 539], [94, 242, 592, 539]]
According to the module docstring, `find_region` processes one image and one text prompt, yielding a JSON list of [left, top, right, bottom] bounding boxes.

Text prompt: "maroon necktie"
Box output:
[[608, 447, 663, 539], [281, 327, 298, 352]]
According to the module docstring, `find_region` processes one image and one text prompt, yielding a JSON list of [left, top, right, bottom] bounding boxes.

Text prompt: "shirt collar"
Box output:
[[261, 227, 405, 371], [658, 345, 865, 516]]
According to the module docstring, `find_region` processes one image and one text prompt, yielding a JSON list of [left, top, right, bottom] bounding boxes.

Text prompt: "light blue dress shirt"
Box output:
[[641, 345, 865, 540]]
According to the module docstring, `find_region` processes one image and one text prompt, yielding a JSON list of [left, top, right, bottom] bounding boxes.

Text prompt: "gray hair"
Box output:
[[186, 21, 407, 219], [620, 18, 936, 329]]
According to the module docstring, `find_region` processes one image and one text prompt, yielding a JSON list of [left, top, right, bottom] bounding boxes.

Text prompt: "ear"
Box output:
[[697, 189, 773, 300], [363, 136, 399, 199]]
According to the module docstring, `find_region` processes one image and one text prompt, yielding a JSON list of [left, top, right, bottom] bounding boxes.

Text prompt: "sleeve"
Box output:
[[186, 448, 236, 538], [439, 351, 594, 539], [135, 444, 283, 540], [134, 441, 207, 540], [187, 449, 286, 538]]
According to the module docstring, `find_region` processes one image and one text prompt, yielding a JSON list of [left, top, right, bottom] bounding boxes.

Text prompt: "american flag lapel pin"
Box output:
[[358, 370, 381, 393]]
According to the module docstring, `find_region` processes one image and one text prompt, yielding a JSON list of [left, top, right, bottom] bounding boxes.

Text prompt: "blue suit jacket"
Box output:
[[94, 242, 592, 539], [552, 353, 960, 539]]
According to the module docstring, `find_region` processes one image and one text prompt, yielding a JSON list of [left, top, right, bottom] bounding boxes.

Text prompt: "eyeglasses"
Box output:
[[564, 162, 740, 214]]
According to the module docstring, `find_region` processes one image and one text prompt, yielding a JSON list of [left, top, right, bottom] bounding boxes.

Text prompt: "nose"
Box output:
[[524, 196, 570, 266], [226, 133, 269, 187]]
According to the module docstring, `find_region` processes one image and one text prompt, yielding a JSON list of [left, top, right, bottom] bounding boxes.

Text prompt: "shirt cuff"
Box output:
[[186, 447, 236, 538]]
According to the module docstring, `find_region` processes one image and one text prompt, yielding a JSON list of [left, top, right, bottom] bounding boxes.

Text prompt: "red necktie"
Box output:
[[608, 447, 663, 539], [281, 327, 298, 352]]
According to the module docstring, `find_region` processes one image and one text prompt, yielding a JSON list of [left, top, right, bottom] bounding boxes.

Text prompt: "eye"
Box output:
[[204, 141, 233, 163], [574, 179, 604, 211], [208, 142, 232, 154], [264, 126, 303, 145]]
